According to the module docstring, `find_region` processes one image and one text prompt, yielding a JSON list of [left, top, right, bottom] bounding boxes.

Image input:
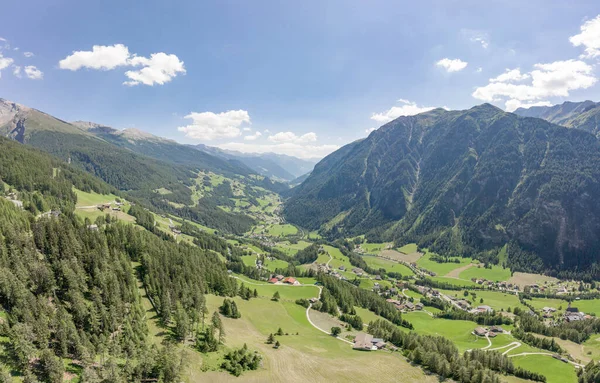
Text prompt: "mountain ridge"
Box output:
[[285, 103, 600, 275]]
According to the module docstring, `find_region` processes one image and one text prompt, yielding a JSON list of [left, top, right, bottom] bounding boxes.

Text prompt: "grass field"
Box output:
[[360, 242, 392, 254], [74, 188, 119, 207], [266, 224, 298, 237], [439, 289, 526, 312], [397, 243, 418, 254], [416, 252, 473, 276], [362, 256, 415, 277], [511, 355, 577, 383], [274, 241, 311, 256], [323, 245, 356, 279], [508, 272, 558, 288], [430, 276, 479, 287], [241, 255, 290, 272], [459, 264, 512, 282], [194, 294, 438, 383], [403, 312, 490, 351], [233, 275, 317, 301]]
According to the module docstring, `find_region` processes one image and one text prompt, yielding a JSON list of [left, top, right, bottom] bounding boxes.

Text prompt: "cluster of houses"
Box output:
[[353, 333, 387, 351], [268, 275, 300, 286], [97, 202, 123, 212], [470, 278, 520, 291], [386, 298, 424, 312], [563, 305, 591, 322], [473, 326, 504, 338]]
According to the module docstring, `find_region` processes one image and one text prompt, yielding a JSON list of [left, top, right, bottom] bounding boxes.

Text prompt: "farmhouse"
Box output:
[[282, 277, 300, 286], [489, 326, 504, 333], [353, 333, 376, 351], [473, 327, 487, 337], [86, 224, 98, 231], [471, 305, 493, 314], [268, 278, 279, 284], [415, 303, 424, 310]]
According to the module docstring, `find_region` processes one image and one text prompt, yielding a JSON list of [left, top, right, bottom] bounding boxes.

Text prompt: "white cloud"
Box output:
[[59, 44, 130, 70], [462, 29, 489, 49], [217, 142, 338, 159], [570, 15, 600, 59], [123, 52, 185, 86], [24, 65, 43, 80], [244, 131, 262, 141], [242, 127, 251, 131], [476, 67, 483, 73], [23, 51, 34, 58], [268, 131, 317, 144], [489, 68, 530, 83], [59, 44, 185, 86], [371, 99, 438, 123], [0, 37, 6, 42], [177, 110, 250, 140], [436, 58, 468, 72], [0, 54, 14, 78], [473, 60, 597, 111], [12, 65, 21, 78], [365, 127, 377, 134]]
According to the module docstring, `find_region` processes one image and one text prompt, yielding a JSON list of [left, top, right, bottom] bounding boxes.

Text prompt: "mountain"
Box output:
[[194, 144, 317, 181], [0, 99, 287, 233], [285, 104, 600, 275], [514, 100, 600, 136]]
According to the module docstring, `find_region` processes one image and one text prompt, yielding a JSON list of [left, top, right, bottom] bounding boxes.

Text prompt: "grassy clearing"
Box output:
[[403, 312, 489, 352], [362, 256, 415, 277], [508, 272, 559, 289], [360, 242, 391, 254], [416, 252, 472, 276], [195, 295, 437, 383], [397, 243, 418, 254], [323, 245, 355, 279], [430, 276, 479, 287], [74, 188, 119, 207], [459, 264, 512, 282], [266, 224, 298, 236], [274, 241, 311, 256], [233, 275, 317, 301], [526, 297, 567, 312], [511, 355, 577, 383]]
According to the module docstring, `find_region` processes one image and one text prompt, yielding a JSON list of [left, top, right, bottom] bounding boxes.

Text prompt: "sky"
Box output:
[[2, 0, 600, 159]]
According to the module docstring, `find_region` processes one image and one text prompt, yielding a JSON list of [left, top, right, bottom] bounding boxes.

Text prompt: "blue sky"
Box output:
[[2, 0, 600, 158]]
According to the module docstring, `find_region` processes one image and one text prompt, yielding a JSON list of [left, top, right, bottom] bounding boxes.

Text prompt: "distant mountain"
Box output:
[[514, 100, 600, 136], [285, 104, 600, 276], [194, 144, 318, 181], [71, 120, 255, 178]]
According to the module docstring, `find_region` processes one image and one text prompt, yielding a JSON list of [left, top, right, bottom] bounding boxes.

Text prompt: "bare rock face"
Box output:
[[0, 99, 30, 141]]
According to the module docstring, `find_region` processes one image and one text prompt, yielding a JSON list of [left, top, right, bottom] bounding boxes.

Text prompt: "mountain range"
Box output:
[[193, 144, 317, 182], [514, 100, 600, 137], [285, 103, 600, 275]]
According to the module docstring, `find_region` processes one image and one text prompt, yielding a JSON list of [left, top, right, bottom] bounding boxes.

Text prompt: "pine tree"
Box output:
[[272, 291, 280, 301], [267, 333, 275, 344]]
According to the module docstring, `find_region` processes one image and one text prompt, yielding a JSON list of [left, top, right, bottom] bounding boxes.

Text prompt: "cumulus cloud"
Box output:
[[371, 99, 438, 123], [268, 131, 317, 144], [59, 44, 131, 70], [24, 65, 43, 80], [489, 68, 529, 83], [23, 52, 34, 58], [244, 131, 262, 141], [177, 110, 250, 140], [570, 15, 600, 59], [123, 53, 185, 86], [59, 44, 185, 86], [217, 142, 338, 159], [0, 53, 14, 78], [436, 58, 468, 72], [473, 60, 597, 111]]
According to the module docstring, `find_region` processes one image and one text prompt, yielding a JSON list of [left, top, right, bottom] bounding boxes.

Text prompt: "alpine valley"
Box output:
[[3, 97, 600, 383]]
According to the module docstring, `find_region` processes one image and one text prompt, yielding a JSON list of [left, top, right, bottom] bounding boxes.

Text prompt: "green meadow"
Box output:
[[362, 256, 415, 277]]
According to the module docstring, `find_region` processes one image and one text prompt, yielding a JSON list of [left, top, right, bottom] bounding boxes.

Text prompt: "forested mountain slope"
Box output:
[[0, 99, 288, 233], [285, 104, 600, 275], [514, 100, 600, 137], [0, 136, 240, 381]]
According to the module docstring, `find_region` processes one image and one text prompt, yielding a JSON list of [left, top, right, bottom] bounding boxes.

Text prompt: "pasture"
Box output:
[[511, 355, 577, 383], [362, 255, 415, 277]]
